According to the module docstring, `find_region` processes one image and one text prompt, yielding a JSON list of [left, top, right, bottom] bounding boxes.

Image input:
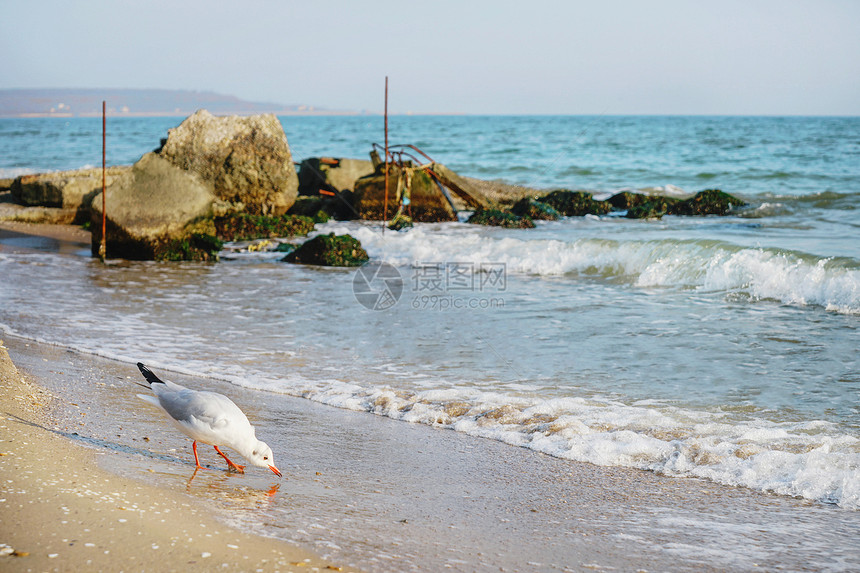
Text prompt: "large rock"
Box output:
[[90, 152, 218, 260], [297, 157, 374, 195], [10, 166, 130, 222], [158, 109, 298, 215]]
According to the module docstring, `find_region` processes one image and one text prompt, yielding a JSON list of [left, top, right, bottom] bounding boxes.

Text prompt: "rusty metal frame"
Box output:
[[371, 143, 459, 214]]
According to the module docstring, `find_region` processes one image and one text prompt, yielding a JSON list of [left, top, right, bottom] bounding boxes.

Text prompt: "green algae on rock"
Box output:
[[607, 191, 654, 211], [670, 189, 746, 216], [282, 233, 370, 267], [214, 213, 315, 242], [467, 208, 536, 228], [625, 190, 746, 219], [537, 190, 611, 216], [509, 198, 560, 221], [158, 233, 223, 262], [625, 197, 681, 219]]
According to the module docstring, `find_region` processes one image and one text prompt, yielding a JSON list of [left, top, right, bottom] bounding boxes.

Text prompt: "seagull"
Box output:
[[136, 363, 282, 477]]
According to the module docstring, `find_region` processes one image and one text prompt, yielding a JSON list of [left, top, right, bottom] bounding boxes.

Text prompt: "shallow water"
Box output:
[[1, 115, 859, 513]]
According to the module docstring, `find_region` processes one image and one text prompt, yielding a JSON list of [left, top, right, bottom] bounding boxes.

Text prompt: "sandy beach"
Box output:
[[0, 339, 353, 572], [2, 222, 859, 572]]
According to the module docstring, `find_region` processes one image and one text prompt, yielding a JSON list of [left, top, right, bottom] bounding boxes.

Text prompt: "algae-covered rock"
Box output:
[[282, 233, 369, 267], [159, 233, 223, 262], [509, 198, 560, 221], [669, 189, 746, 216], [607, 191, 652, 211], [213, 213, 315, 242], [467, 208, 535, 228], [625, 197, 680, 219], [537, 190, 611, 216]]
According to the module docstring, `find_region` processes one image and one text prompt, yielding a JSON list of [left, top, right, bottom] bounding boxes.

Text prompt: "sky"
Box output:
[[2, 0, 859, 115]]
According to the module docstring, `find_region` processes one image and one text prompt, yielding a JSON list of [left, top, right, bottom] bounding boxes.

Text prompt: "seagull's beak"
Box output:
[[269, 465, 282, 478]]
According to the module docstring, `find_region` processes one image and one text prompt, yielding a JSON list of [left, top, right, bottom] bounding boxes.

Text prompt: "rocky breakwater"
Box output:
[[467, 189, 747, 228], [467, 190, 609, 228], [91, 110, 303, 260], [622, 189, 747, 219]]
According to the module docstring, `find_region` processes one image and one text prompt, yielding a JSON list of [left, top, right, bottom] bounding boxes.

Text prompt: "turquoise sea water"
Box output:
[[3, 115, 860, 196], [1, 115, 859, 511]]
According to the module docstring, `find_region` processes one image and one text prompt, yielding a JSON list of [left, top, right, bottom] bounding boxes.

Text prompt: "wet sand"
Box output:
[[0, 221, 91, 255]]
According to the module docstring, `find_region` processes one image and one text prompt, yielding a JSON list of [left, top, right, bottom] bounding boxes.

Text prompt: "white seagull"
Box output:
[[136, 362, 282, 477]]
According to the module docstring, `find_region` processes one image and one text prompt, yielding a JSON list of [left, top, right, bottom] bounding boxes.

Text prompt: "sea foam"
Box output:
[[259, 370, 860, 510]]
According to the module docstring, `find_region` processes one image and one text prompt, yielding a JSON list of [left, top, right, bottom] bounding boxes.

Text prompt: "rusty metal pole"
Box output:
[[99, 100, 107, 261], [383, 76, 389, 234]]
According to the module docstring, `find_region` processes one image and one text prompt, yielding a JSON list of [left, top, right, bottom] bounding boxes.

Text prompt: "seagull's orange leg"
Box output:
[[214, 445, 245, 473], [192, 441, 208, 470]]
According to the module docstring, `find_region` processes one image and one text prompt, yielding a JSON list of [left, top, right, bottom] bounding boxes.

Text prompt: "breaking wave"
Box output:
[[290, 380, 860, 510], [328, 223, 860, 315]]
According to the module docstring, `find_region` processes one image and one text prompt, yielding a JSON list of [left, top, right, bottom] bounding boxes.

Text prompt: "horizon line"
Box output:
[[2, 111, 858, 119]]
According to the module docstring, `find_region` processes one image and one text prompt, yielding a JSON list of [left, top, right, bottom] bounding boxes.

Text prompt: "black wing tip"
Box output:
[[137, 362, 164, 385]]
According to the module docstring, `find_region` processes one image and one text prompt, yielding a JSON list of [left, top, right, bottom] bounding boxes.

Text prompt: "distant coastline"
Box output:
[[0, 88, 363, 118]]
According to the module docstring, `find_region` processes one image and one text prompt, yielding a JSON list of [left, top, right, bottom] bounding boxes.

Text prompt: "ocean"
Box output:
[[1, 114, 859, 564]]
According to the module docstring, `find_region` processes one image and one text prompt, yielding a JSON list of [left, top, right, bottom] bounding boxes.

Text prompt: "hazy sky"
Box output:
[[2, 0, 858, 115]]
